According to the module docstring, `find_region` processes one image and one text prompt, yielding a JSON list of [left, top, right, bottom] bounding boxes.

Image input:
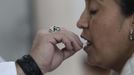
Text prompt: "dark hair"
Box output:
[[120, 0, 134, 17]]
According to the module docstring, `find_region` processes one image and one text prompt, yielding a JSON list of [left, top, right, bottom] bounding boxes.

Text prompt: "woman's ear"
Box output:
[[128, 14, 134, 29], [132, 15, 134, 26], [128, 14, 134, 41]]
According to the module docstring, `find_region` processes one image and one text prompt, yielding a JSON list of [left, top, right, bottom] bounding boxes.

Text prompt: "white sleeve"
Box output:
[[0, 62, 17, 75]]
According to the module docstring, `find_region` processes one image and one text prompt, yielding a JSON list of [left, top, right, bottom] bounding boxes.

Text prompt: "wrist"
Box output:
[[16, 63, 25, 75], [16, 55, 43, 75], [30, 54, 49, 74]]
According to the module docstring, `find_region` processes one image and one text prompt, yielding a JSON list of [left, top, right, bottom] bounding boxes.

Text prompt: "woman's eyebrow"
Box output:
[[86, 0, 104, 5], [85, 0, 104, 6], [85, 0, 90, 3], [96, 0, 104, 5]]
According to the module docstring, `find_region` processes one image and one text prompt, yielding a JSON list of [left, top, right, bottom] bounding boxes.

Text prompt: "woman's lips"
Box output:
[[81, 35, 92, 47], [83, 38, 92, 53], [84, 42, 92, 52], [80, 35, 92, 53]]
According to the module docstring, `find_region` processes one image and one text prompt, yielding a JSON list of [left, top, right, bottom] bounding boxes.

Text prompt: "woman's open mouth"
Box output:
[[81, 35, 92, 50], [81, 35, 92, 54]]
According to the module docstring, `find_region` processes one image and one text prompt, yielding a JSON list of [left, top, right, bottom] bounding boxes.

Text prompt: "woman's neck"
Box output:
[[113, 48, 134, 73]]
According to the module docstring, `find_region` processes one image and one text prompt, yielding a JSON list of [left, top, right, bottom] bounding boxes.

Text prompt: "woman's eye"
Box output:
[[90, 10, 98, 15]]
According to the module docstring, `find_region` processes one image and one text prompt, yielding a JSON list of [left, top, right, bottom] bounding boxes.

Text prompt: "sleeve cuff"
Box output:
[[0, 62, 17, 75]]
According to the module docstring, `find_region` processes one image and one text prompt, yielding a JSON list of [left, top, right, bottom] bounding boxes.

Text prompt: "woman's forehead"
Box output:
[[85, 0, 117, 6], [85, 0, 103, 2], [85, 0, 104, 4]]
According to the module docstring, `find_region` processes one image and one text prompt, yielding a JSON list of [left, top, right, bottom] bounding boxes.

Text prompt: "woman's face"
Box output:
[[77, 0, 134, 69]]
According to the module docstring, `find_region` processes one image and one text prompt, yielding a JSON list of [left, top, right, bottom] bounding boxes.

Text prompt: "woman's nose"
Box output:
[[77, 9, 89, 29]]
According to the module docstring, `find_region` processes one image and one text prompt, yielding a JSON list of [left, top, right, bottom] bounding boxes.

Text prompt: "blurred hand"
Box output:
[[30, 29, 83, 74]]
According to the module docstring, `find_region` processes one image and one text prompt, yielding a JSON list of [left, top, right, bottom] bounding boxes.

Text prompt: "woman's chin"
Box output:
[[87, 57, 107, 69], [86, 56, 98, 66]]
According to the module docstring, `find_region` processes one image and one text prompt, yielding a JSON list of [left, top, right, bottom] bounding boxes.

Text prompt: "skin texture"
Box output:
[[16, 0, 134, 75], [77, 0, 134, 73], [16, 29, 83, 75], [29, 29, 83, 73], [84, 66, 110, 75]]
